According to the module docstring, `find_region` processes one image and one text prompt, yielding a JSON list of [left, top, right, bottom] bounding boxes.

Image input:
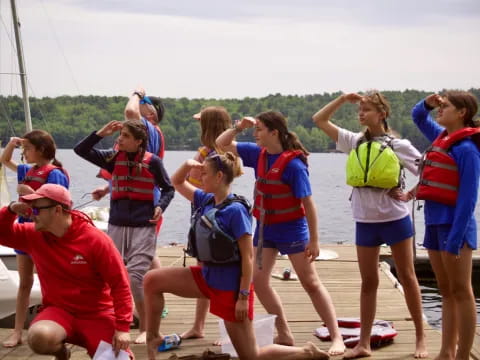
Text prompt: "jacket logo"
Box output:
[[71, 254, 87, 265], [37, 171, 44, 175], [271, 168, 280, 173]]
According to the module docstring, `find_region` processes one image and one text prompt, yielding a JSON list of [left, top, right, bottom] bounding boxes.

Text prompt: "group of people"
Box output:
[[0, 88, 478, 360]]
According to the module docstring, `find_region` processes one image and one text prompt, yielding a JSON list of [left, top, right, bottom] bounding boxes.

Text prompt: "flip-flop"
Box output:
[[162, 307, 169, 318]]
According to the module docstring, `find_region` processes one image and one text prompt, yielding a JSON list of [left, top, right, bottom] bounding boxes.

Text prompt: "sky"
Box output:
[[0, 0, 479, 99]]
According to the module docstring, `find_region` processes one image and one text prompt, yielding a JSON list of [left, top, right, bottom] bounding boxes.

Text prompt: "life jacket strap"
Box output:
[[112, 186, 154, 194], [113, 175, 155, 183], [420, 179, 457, 191], [423, 159, 457, 171]]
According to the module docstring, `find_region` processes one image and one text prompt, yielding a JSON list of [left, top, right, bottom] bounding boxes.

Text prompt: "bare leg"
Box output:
[[180, 262, 209, 340], [289, 252, 344, 356], [441, 247, 475, 360], [144, 267, 207, 360], [150, 257, 161, 269], [390, 238, 428, 358], [180, 298, 209, 339], [3, 254, 34, 348], [27, 320, 69, 360], [133, 299, 147, 344], [343, 245, 380, 359], [428, 250, 457, 360], [224, 318, 329, 360], [253, 247, 294, 346]]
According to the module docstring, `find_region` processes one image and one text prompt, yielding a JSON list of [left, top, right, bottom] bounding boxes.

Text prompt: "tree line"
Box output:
[[1, 89, 479, 152]]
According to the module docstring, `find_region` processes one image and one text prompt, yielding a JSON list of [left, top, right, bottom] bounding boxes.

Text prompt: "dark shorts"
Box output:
[[253, 238, 308, 255], [31, 306, 132, 358], [356, 215, 414, 247], [190, 266, 254, 322], [423, 222, 477, 251]]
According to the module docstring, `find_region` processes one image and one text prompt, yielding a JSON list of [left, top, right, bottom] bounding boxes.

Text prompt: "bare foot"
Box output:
[[134, 331, 147, 344], [414, 336, 428, 358], [304, 341, 330, 360], [2, 330, 22, 348], [328, 336, 346, 356], [274, 333, 295, 346], [212, 338, 225, 346], [180, 328, 204, 339], [343, 344, 371, 359], [146, 335, 163, 360]]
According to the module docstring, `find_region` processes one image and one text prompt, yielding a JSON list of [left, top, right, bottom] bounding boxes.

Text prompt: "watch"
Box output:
[[239, 289, 250, 297]]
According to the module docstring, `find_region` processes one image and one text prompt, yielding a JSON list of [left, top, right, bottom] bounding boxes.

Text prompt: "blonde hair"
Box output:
[[200, 106, 232, 151], [205, 152, 242, 185]]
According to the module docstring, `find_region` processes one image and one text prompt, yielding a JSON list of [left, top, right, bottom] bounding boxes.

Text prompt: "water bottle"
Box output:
[[283, 268, 291, 280], [157, 333, 182, 352]]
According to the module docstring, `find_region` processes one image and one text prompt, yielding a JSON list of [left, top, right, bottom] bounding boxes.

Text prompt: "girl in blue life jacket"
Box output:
[[144, 152, 329, 360], [312, 91, 428, 359], [216, 111, 345, 356], [0, 130, 69, 348], [401, 91, 480, 360]]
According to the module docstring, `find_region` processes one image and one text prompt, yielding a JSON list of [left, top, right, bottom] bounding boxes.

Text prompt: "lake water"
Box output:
[[6, 149, 480, 328]]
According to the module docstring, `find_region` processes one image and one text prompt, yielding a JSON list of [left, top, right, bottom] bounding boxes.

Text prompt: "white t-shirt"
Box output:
[[336, 128, 422, 223]]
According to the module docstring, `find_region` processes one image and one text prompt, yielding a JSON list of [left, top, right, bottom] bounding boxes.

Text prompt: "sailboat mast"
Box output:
[[10, 0, 32, 132]]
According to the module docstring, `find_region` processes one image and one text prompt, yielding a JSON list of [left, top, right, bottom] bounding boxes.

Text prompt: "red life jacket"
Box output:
[[154, 125, 165, 160], [23, 164, 70, 190], [416, 127, 480, 206], [111, 151, 155, 201], [253, 149, 306, 224], [97, 126, 165, 181]]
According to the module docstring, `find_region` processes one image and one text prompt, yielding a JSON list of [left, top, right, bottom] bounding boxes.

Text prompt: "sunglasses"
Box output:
[[31, 204, 57, 216]]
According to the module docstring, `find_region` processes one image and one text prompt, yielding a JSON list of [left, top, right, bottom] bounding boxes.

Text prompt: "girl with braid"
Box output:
[[0, 130, 69, 348], [74, 120, 174, 344]]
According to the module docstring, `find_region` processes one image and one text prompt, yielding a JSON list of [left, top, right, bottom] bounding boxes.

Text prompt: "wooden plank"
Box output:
[[1, 245, 478, 359]]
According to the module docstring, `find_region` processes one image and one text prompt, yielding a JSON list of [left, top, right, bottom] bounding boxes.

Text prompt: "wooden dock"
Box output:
[[0, 244, 478, 359]]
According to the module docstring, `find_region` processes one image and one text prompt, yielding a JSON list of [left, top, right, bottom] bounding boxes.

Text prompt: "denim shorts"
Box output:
[[356, 215, 414, 247], [254, 238, 308, 255], [423, 222, 477, 251]]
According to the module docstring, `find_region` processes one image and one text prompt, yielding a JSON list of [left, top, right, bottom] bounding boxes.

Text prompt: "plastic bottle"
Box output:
[[282, 268, 291, 280], [157, 333, 182, 352]]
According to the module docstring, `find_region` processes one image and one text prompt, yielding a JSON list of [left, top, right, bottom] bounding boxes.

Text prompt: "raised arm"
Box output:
[[171, 160, 203, 203], [124, 87, 144, 121], [0, 137, 22, 172], [216, 116, 255, 155], [312, 93, 361, 142]]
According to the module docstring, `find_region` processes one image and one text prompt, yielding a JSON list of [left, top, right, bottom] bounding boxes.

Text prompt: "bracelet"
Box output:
[[133, 91, 144, 99]]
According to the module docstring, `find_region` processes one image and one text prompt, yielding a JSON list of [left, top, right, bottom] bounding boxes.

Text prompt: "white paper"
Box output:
[[93, 340, 130, 360]]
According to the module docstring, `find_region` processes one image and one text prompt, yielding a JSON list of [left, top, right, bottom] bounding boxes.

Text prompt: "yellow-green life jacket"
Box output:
[[346, 136, 401, 189]]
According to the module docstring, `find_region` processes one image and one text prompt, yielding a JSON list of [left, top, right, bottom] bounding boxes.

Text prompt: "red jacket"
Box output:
[[416, 127, 480, 206], [23, 164, 69, 190], [0, 207, 132, 331], [253, 149, 306, 224]]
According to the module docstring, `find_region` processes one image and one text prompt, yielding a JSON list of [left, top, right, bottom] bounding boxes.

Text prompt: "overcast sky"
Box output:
[[0, 0, 479, 98]]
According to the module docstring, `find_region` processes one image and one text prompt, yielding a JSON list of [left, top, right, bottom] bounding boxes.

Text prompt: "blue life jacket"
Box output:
[[186, 195, 251, 265]]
